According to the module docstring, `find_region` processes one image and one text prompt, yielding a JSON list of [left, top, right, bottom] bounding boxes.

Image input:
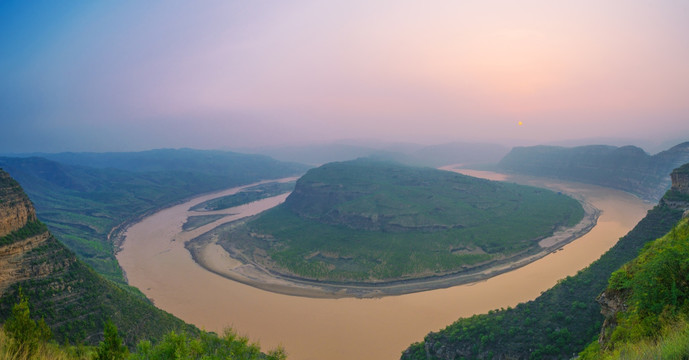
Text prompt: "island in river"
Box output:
[[186, 160, 595, 298]]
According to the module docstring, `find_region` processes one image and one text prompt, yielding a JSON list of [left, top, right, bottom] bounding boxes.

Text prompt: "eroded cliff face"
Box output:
[[0, 169, 54, 294], [670, 164, 689, 195], [662, 163, 689, 211], [595, 290, 628, 349], [0, 232, 62, 294], [0, 170, 36, 237]]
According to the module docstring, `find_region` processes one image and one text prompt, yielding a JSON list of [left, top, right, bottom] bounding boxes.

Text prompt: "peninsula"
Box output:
[[187, 159, 594, 297]]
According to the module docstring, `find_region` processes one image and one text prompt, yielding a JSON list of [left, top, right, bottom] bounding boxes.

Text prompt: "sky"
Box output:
[[1, 0, 688, 153]]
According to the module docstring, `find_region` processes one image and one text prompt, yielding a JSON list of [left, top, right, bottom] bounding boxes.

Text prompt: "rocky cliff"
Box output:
[[0, 170, 36, 237], [595, 289, 627, 349], [0, 169, 52, 294], [670, 163, 689, 195]]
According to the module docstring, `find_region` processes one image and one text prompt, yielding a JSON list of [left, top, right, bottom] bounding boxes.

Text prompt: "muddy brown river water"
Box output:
[[117, 171, 652, 360]]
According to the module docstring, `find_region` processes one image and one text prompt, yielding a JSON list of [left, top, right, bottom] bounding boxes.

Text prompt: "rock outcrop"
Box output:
[[0, 170, 36, 237], [595, 290, 628, 349], [0, 169, 64, 294], [670, 163, 689, 195], [0, 169, 52, 293], [662, 163, 689, 210], [0, 232, 55, 294]]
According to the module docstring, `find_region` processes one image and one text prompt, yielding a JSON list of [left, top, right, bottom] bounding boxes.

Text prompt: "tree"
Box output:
[[94, 320, 128, 360], [3, 287, 52, 356]]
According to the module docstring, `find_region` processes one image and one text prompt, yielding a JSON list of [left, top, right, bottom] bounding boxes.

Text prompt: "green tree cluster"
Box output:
[[94, 321, 128, 360], [580, 217, 689, 358], [1, 291, 286, 360], [3, 288, 52, 357], [132, 329, 286, 360]]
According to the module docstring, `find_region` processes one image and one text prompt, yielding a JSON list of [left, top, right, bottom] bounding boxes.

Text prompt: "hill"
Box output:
[[579, 163, 689, 358], [497, 142, 689, 201], [579, 216, 689, 359], [402, 164, 689, 360], [0, 150, 307, 282], [0, 169, 196, 346], [217, 159, 584, 283]]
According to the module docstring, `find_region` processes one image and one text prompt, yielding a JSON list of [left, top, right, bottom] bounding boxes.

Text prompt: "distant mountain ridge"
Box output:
[[497, 142, 689, 201], [29, 148, 306, 174], [251, 141, 508, 167]]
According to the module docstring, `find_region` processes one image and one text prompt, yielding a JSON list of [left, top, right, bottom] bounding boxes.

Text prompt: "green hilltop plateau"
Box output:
[[218, 159, 585, 283]]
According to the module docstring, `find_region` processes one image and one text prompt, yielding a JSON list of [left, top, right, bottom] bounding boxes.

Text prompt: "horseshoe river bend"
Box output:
[[116, 170, 651, 360]]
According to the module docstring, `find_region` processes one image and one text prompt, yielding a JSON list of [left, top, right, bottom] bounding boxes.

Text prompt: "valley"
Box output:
[[117, 170, 651, 360]]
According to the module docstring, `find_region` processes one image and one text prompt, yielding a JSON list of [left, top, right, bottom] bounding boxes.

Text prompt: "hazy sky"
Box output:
[[2, 0, 688, 153]]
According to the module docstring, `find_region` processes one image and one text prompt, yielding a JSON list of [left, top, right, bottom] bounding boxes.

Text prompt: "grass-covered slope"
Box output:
[[579, 216, 689, 359], [224, 159, 583, 282], [497, 142, 689, 202], [0, 236, 197, 346], [402, 198, 685, 359], [0, 150, 307, 282], [0, 169, 196, 347]]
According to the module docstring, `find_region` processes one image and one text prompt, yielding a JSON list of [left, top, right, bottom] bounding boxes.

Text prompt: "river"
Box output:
[[117, 171, 652, 360]]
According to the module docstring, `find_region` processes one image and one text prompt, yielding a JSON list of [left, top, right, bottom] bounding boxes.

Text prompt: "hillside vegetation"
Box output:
[[220, 159, 584, 282], [0, 149, 307, 282], [580, 216, 689, 359], [0, 293, 286, 360], [402, 197, 685, 359], [497, 142, 689, 202]]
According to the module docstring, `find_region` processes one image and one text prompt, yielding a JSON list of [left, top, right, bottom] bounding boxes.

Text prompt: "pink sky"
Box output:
[[2, 0, 688, 152]]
